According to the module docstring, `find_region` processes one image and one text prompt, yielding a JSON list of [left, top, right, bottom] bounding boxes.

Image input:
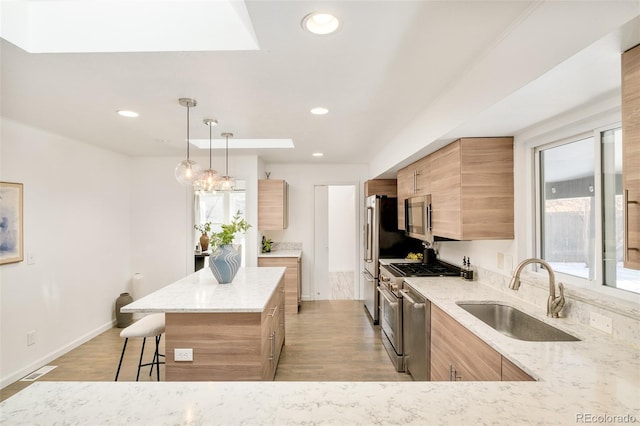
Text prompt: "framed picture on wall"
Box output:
[[0, 182, 24, 265]]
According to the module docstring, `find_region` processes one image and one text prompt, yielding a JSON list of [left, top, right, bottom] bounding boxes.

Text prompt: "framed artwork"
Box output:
[[0, 182, 24, 265]]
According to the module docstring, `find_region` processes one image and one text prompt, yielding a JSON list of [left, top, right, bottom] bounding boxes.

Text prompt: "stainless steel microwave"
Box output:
[[405, 195, 433, 243]]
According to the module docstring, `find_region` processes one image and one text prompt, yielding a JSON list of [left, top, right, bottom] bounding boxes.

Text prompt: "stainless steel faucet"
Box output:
[[508, 258, 565, 318]]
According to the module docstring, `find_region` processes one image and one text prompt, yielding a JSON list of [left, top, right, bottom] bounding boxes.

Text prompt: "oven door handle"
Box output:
[[378, 286, 398, 307], [361, 270, 374, 282], [399, 290, 425, 307]]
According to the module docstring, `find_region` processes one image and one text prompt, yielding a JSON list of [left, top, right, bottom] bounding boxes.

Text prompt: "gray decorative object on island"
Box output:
[[209, 244, 241, 284]]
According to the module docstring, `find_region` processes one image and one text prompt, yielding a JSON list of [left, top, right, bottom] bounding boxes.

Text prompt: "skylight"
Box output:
[[0, 0, 259, 53]]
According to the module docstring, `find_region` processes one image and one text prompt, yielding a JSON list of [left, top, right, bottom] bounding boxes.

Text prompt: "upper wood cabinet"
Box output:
[[431, 137, 514, 240], [396, 156, 430, 229], [622, 44, 640, 270], [258, 179, 288, 230], [365, 179, 397, 197]]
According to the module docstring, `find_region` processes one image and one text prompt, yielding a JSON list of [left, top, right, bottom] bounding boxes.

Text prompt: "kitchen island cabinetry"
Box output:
[[258, 179, 289, 230], [622, 44, 640, 270], [430, 137, 514, 240], [258, 252, 302, 315], [121, 267, 286, 381]]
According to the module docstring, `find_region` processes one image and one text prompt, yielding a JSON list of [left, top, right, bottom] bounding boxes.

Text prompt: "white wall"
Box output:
[[0, 118, 131, 387], [328, 185, 356, 272], [261, 164, 368, 300]]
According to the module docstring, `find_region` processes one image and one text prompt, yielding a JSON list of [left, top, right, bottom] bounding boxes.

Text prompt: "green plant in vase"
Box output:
[[209, 211, 251, 249], [261, 236, 273, 253], [208, 211, 251, 284], [194, 221, 213, 251]]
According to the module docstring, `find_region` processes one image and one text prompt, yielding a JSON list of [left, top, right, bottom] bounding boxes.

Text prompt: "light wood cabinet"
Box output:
[[501, 356, 534, 381], [430, 304, 502, 381], [258, 179, 288, 230], [622, 44, 640, 270], [258, 256, 301, 315], [396, 156, 430, 229], [431, 137, 514, 240], [429, 304, 534, 382], [365, 179, 397, 197], [165, 277, 285, 381]]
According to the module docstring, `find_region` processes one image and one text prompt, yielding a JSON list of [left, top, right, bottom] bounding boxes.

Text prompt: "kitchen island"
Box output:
[[121, 266, 286, 381]]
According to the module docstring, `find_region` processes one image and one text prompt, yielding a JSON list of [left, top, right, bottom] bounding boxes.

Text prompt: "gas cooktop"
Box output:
[[388, 261, 460, 277]]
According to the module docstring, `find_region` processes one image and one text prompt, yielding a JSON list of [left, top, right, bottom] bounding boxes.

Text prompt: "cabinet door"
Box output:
[[258, 180, 288, 230], [258, 257, 300, 314], [501, 356, 534, 381], [622, 45, 640, 270], [397, 166, 414, 230], [430, 305, 501, 381], [459, 137, 514, 239], [431, 141, 462, 239], [414, 155, 431, 196]]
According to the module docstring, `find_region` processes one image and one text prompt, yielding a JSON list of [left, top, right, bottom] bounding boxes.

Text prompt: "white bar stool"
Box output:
[[114, 313, 165, 381]]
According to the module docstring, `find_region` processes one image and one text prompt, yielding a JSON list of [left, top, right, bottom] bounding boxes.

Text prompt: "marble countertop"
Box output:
[[121, 267, 285, 313], [258, 250, 302, 259], [2, 277, 639, 425]]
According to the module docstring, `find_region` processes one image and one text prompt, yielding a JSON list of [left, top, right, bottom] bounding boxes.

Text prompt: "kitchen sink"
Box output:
[[456, 302, 580, 342]]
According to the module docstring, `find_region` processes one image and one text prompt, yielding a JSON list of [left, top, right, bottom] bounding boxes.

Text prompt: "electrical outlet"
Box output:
[[174, 348, 193, 362], [590, 312, 612, 334], [27, 331, 36, 346], [27, 253, 36, 265], [497, 253, 504, 270], [504, 255, 513, 273]]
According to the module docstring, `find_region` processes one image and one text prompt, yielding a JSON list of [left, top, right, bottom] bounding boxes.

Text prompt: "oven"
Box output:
[[378, 265, 405, 372]]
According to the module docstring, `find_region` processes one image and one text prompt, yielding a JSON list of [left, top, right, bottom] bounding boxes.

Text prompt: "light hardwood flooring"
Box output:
[[329, 271, 355, 300], [1, 300, 410, 402]]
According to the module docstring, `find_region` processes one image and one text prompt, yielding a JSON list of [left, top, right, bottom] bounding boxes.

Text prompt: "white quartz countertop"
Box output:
[[2, 277, 639, 425], [121, 267, 285, 313], [258, 250, 302, 259]]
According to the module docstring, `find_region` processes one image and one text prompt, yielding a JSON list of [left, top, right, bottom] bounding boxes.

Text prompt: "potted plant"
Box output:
[[261, 236, 273, 253], [194, 222, 212, 251], [208, 211, 251, 284]]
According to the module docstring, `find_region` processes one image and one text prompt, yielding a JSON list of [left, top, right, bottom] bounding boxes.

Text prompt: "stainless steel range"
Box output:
[[378, 260, 460, 373]]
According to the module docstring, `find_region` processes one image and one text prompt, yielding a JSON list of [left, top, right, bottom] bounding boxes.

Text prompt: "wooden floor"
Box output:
[[1, 300, 410, 402]]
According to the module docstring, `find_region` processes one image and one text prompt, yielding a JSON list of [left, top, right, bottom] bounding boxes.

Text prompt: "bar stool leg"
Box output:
[[136, 337, 147, 381], [155, 335, 161, 381], [114, 338, 129, 381]]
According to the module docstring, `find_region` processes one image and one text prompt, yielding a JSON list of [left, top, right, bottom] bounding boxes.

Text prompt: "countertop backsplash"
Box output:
[[269, 242, 302, 251], [476, 266, 640, 347]]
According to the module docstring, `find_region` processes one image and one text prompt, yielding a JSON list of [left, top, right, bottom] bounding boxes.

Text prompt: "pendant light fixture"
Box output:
[[194, 118, 220, 192], [217, 132, 235, 191], [175, 98, 201, 185]]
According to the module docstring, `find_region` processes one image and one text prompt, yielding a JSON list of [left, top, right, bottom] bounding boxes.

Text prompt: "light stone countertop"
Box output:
[[120, 267, 285, 313], [258, 249, 302, 259], [2, 277, 639, 425]]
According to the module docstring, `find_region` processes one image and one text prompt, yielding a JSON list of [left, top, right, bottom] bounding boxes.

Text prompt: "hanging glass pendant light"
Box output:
[[194, 118, 220, 192], [217, 132, 236, 191], [175, 98, 201, 185]]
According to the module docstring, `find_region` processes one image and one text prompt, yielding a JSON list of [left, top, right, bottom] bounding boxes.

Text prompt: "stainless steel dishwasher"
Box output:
[[401, 283, 430, 381]]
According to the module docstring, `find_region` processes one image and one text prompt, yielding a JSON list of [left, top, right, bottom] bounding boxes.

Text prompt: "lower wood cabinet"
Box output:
[[165, 277, 285, 381], [430, 304, 533, 382], [258, 256, 301, 314]]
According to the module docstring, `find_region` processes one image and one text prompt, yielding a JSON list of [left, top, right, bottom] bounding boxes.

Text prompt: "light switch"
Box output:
[[27, 253, 36, 265]]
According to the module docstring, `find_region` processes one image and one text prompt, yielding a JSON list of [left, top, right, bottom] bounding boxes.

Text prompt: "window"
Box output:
[[194, 184, 247, 265], [536, 128, 640, 294]]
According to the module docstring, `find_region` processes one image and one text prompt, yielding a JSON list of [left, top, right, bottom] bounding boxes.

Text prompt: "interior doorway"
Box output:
[[313, 184, 358, 300]]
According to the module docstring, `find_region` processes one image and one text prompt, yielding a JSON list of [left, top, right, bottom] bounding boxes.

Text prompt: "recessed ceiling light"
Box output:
[[117, 110, 139, 118], [302, 12, 341, 35], [310, 107, 329, 115], [312, 152, 324, 157]]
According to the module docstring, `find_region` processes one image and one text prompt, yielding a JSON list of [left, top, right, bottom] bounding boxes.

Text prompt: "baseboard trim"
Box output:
[[0, 319, 116, 389]]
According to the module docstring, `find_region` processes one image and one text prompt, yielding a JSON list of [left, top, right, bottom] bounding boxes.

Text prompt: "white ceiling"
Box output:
[[1, 1, 639, 179]]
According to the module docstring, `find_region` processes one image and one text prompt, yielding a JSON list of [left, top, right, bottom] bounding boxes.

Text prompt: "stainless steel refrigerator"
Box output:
[[362, 195, 422, 324]]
